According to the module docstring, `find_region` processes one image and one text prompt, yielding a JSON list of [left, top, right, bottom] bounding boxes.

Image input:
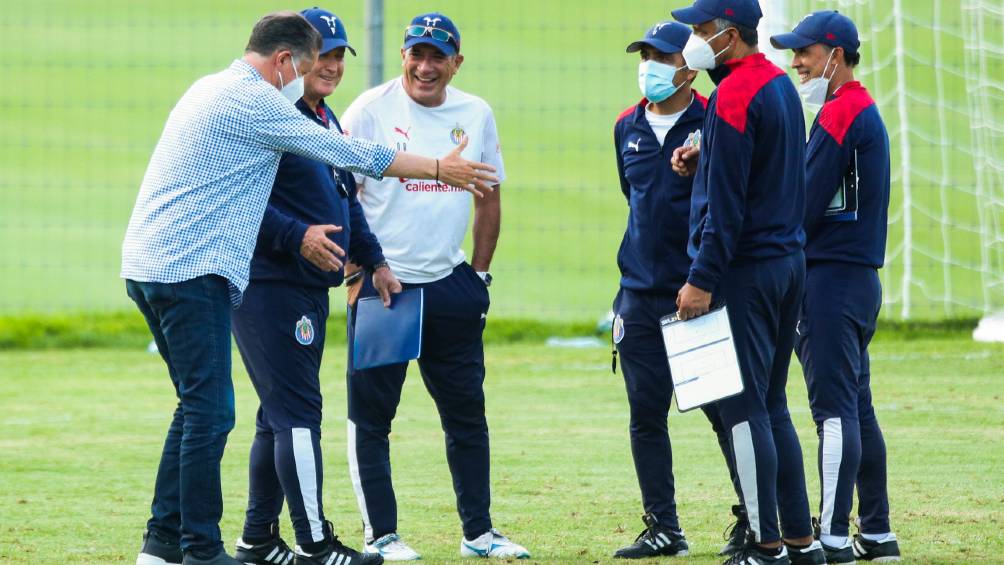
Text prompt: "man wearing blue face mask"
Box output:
[[611, 20, 751, 560], [771, 12, 900, 564]]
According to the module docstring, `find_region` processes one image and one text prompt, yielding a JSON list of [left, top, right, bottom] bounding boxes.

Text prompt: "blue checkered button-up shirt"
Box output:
[[121, 59, 396, 306]]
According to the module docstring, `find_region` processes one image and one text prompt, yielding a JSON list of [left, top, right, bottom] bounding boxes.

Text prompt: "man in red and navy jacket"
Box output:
[[610, 20, 746, 560], [772, 12, 901, 564], [670, 1, 818, 563]]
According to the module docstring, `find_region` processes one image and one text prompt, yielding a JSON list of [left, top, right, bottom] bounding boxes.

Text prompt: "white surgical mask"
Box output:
[[638, 60, 683, 103], [798, 49, 837, 113], [681, 28, 732, 71], [277, 57, 304, 104]]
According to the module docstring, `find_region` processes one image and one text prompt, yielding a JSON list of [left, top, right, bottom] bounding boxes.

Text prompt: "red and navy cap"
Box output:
[[626, 21, 692, 54], [404, 12, 461, 56], [301, 8, 356, 56], [770, 10, 860, 55], [671, 0, 764, 29]]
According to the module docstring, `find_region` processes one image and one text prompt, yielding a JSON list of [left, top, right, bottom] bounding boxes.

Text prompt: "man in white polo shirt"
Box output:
[[340, 11, 528, 562]]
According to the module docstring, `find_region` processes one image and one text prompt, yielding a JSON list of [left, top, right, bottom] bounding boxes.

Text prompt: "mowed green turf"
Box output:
[[1, 337, 1002, 563], [0, 0, 998, 320]]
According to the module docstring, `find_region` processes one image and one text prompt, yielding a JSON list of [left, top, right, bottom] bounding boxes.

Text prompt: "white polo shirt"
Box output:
[[342, 78, 506, 283]]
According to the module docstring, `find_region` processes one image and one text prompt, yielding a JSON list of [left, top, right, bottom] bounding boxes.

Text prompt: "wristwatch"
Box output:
[[477, 271, 492, 287]]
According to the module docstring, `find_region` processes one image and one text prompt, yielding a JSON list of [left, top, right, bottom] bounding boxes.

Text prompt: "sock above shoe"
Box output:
[[859, 532, 894, 542], [821, 534, 849, 548]]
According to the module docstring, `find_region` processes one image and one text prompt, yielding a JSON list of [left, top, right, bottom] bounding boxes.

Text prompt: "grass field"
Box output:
[[1, 0, 1000, 320], [2, 336, 1002, 563]]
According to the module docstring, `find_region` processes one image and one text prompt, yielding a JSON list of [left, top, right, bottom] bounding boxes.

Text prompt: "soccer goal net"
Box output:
[[763, 0, 1004, 323]]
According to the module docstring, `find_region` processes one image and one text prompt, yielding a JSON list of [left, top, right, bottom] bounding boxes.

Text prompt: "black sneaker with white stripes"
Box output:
[[722, 540, 791, 565], [294, 537, 383, 565], [720, 505, 750, 556], [235, 536, 295, 564], [852, 533, 901, 562], [234, 522, 296, 565], [612, 513, 689, 559], [821, 541, 857, 564], [786, 540, 826, 565]]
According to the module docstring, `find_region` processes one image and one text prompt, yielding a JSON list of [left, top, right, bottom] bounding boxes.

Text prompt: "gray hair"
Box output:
[[713, 17, 758, 46], [245, 11, 321, 62]]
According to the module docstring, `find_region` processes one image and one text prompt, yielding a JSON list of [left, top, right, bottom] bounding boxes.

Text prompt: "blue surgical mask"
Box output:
[[638, 60, 682, 103]]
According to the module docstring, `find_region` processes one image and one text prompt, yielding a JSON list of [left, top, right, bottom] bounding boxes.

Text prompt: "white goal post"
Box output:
[[762, 0, 1004, 338]]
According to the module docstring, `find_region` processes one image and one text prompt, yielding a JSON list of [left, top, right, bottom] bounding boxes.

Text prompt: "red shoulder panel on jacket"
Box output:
[[714, 53, 785, 134], [693, 89, 709, 109], [617, 98, 647, 123], [818, 82, 875, 146]]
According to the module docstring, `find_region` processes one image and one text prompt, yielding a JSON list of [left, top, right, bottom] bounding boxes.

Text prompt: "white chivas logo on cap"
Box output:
[[423, 16, 442, 26], [652, 22, 670, 35], [319, 15, 338, 34]]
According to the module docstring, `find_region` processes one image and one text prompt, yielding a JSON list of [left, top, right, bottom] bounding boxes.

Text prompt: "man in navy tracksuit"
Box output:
[[609, 20, 747, 559], [772, 12, 901, 564], [229, 9, 394, 565], [670, 1, 819, 563]]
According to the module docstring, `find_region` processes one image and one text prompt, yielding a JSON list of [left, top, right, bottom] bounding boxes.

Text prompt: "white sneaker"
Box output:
[[364, 533, 421, 561], [460, 528, 530, 559]]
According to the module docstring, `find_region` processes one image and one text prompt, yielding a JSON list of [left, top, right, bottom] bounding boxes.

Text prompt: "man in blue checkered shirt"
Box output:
[[122, 12, 498, 565]]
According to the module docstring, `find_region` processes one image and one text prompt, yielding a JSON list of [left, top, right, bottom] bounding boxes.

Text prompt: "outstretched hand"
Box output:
[[437, 136, 499, 198]]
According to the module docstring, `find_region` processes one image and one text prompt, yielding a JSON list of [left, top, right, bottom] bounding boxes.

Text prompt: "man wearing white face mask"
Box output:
[[771, 12, 900, 564], [668, 1, 820, 564], [610, 20, 749, 560], [123, 11, 498, 565]]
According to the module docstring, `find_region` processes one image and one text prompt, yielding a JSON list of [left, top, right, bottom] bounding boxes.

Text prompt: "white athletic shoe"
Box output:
[[364, 533, 421, 561], [460, 528, 530, 559]]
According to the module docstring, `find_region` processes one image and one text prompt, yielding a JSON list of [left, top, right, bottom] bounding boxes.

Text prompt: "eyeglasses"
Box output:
[[404, 25, 459, 48]]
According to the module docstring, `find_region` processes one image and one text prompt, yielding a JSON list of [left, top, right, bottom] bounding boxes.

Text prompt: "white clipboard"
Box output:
[[660, 306, 744, 412]]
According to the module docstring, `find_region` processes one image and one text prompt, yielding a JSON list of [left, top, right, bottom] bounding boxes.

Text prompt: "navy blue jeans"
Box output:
[[127, 275, 236, 559]]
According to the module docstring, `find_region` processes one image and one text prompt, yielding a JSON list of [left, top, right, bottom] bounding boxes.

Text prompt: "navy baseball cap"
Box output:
[[626, 21, 692, 54], [301, 8, 356, 56], [770, 10, 860, 55], [671, 0, 764, 29], [403, 13, 461, 56]]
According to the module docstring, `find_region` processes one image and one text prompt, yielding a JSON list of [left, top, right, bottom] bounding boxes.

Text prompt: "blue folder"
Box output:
[[352, 288, 424, 371]]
